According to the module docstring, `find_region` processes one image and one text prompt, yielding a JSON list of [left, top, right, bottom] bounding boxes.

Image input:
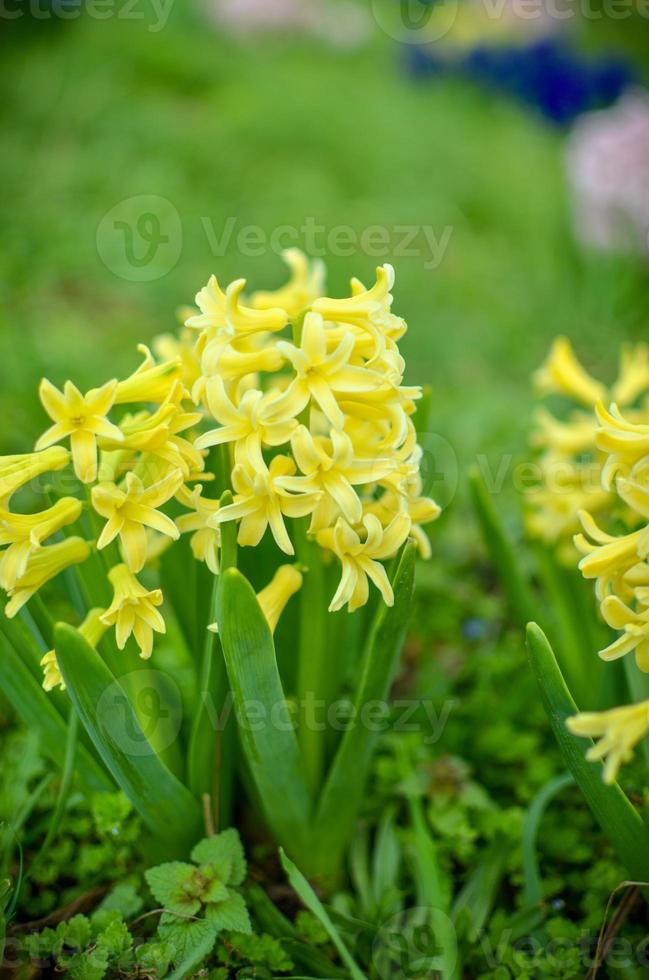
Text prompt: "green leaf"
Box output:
[[216, 568, 312, 857], [202, 878, 229, 904], [158, 915, 217, 969], [55, 623, 202, 854], [279, 849, 366, 980], [95, 883, 143, 920], [145, 863, 202, 916], [191, 828, 246, 886], [311, 543, 416, 876], [521, 772, 573, 910], [205, 891, 251, 934], [94, 915, 132, 959], [0, 634, 111, 793], [452, 833, 510, 938], [67, 948, 109, 980], [468, 465, 536, 627], [526, 623, 649, 881], [407, 796, 458, 980]]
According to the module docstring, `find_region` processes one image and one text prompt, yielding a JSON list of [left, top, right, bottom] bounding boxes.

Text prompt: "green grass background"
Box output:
[[1, 7, 648, 488]]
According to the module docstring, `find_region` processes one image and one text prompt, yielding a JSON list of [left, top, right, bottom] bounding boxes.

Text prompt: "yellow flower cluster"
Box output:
[[526, 337, 649, 560], [0, 251, 439, 689], [567, 397, 649, 781], [0, 343, 204, 688], [187, 249, 439, 613]]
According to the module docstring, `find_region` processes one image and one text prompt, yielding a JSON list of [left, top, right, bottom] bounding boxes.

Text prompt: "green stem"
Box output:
[[28, 594, 55, 649], [188, 506, 237, 825], [294, 518, 328, 795]]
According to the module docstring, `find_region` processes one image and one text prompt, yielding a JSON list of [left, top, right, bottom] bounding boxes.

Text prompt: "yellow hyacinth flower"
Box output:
[[317, 512, 411, 612], [567, 699, 649, 784], [153, 329, 202, 392], [312, 264, 405, 358], [594, 594, 649, 670], [176, 484, 222, 574], [178, 256, 439, 612], [0, 447, 71, 505], [115, 344, 185, 404], [198, 333, 285, 388], [41, 608, 108, 692], [213, 456, 321, 555], [610, 342, 649, 406], [100, 563, 165, 658], [273, 311, 385, 429], [195, 376, 297, 468], [574, 509, 644, 601], [595, 401, 649, 489], [533, 336, 607, 407], [91, 470, 182, 573], [187, 275, 287, 338], [251, 249, 325, 320], [276, 425, 395, 532], [0, 496, 83, 591], [209, 564, 303, 635], [35, 378, 123, 483], [4, 537, 91, 618]]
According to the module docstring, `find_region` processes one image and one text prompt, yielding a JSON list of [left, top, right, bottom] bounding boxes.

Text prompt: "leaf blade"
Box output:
[[526, 622, 649, 881], [0, 634, 111, 793], [55, 622, 202, 853], [311, 543, 416, 874], [216, 568, 311, 857]]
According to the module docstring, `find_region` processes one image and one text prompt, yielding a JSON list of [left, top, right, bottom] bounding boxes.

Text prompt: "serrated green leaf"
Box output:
[[205, 891, 251, 934], [526, 623, 649, 881], [145, 863, 202, 916], [55, 623, 202, 854], [191, 828, 246, 886], [202, 878, 229, 904], [216, 569, 311, 858], [158, 915, 216, 967], [95, 882, 142, 920], [94, 916, 132, 959], [68, 948, 109, 980], [311, 543, 416, 877]]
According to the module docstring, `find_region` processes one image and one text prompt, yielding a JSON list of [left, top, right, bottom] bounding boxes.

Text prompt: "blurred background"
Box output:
[[1, 0, 649, 501]]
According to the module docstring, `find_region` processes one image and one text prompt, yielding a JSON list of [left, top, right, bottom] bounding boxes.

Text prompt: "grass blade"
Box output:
[[216, 568, 311, 859], [526, 623, 649, 880], [452, 833, 509, 938], [55, 623, 202, 854], [522, 771, 573, 910], [279, 849, 366, 980], [311, 543, 416, 876], [0, 634, 111, 792], [468, 465, 536, 627]]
